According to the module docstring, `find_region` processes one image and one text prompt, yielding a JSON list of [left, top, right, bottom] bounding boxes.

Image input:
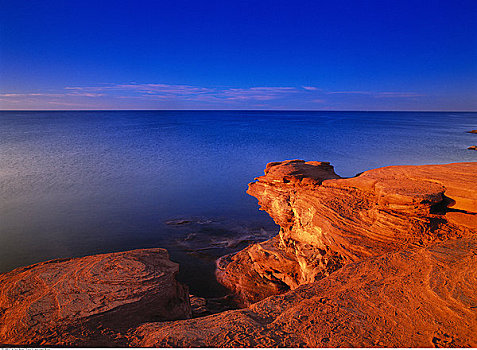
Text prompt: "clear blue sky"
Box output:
[[0, 0, 476, 110]]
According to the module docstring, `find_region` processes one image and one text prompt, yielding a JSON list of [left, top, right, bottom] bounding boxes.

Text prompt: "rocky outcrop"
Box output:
[[0, 248, 191, 346], [217, 160, 477, 304], [131, 237, 477, 347], [2, 161, 477, 348]]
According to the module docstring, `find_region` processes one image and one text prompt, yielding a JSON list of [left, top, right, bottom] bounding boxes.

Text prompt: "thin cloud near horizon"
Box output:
[[0, 83, 433, 110]]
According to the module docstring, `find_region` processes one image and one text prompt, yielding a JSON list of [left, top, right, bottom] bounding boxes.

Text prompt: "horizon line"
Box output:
[[1, 109, 476, 113]]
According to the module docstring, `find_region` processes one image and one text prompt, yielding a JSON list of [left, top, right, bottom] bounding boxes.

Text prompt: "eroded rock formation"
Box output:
[[217, 160, 477, 304], [131, 237, 477, 347], [130, 161, 477, 347], [1, 160, 476, 347], [0, 248, 191, 346]]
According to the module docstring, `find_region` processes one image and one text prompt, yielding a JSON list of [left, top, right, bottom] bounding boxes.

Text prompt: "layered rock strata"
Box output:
[[1, 161, 476, 347], [131, 237, 477, 347], [0, 248, 191, 346], [217, 160, 477, 304]]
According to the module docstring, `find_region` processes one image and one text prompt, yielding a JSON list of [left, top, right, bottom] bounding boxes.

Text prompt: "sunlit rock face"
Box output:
[[217, 160, 477, 304], [0, 248, 191, 346], [2, 161, 477, 348], [131, 237, 477, 348]]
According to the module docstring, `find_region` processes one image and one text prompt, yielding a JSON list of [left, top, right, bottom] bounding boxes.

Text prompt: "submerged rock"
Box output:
[[165, 219, 194, 225], [0, 248, 191, 346]]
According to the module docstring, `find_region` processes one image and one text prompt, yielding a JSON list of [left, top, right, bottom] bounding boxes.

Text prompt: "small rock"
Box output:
[[468, 146, 477, 150], [189, 295, 208, 317]]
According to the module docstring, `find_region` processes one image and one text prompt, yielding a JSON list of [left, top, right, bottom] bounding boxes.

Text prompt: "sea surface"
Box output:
[[1, 110, 476, 296]]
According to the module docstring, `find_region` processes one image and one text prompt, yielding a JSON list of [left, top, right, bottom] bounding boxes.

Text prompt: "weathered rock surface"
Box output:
[[131, 237, 477, 347], [2, 161, 477, 347], [0, 248, 191, 346], [217, 160, 477, 304]]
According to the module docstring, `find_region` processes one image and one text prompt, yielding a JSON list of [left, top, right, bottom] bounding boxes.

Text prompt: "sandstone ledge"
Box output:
[[0, 248, 191, 346]]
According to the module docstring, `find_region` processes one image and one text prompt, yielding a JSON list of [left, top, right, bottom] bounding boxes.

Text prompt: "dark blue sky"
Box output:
[[1, 0, 476, 110]]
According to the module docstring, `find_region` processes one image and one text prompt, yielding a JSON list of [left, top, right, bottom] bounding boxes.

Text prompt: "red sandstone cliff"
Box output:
[[130, 161, 477, 347], [217, 160, 477, 304]]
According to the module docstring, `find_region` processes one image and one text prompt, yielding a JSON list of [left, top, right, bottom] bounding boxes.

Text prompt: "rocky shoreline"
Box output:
[[1, 160, 476, 347]]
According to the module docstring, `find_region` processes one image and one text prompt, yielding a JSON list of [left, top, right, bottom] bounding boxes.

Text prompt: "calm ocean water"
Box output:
[[1, 111, 476, 295]]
